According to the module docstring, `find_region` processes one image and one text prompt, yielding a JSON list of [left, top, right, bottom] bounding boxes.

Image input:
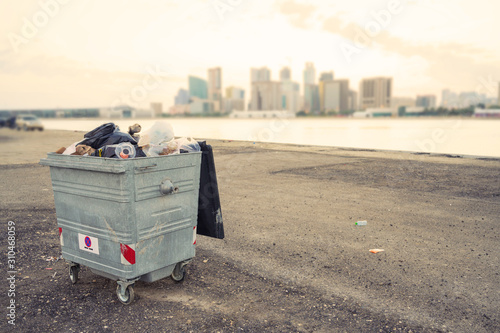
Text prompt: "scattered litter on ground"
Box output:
[[369, 249, 385, 253], [44, 255, 62, 262], [355, 221, 367, 226]]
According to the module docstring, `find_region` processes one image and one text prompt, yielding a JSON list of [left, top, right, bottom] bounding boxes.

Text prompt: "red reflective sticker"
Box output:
[[120, 243, 136, 265]]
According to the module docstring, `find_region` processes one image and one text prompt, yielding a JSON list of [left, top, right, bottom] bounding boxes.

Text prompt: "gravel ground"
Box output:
[[0, 128, 499, 332]]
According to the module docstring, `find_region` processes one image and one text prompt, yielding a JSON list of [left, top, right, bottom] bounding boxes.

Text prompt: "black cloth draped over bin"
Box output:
[[196, 141, 224, 239]]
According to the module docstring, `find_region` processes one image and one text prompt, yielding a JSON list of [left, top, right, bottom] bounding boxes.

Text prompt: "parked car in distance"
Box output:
[[0, 111, 14, 128], [16, 115, 44, 131]]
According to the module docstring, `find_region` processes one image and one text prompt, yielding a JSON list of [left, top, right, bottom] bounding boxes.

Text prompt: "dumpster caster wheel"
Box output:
[[69, 265, 79, 284], [116, 285, 134, 305], [171, 263, 186, 282]]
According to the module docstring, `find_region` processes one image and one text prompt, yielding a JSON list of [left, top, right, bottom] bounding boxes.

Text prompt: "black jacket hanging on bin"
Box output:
[[197, 141, 224, 239]]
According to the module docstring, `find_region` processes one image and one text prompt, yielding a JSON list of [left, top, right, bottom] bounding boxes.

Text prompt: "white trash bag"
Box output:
[[143, 137, 200, 157], [138, 121, 174, 147]]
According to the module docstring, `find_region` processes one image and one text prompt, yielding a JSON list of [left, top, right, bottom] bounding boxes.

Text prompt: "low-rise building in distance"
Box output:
[[416, 95, 436, 108]]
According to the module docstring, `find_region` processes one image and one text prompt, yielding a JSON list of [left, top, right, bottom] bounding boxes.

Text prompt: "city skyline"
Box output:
[[172, 64, 496, 115], [1, 0, 499, 110]]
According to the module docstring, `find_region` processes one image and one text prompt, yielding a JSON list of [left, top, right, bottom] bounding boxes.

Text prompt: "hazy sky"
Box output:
[[1, 0, 499, 109]]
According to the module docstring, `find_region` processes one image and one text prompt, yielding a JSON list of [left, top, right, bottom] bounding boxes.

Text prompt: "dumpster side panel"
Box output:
[[50, 164, 138, 279], [132, 153, 201, 278]]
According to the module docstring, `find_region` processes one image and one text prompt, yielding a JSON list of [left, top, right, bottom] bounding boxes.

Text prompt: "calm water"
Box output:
[[42, 118, 500, 158]]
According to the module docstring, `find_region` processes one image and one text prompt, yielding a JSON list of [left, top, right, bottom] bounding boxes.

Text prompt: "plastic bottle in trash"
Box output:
[[355, 221, 367, 226], [114, 142, 136, 159]]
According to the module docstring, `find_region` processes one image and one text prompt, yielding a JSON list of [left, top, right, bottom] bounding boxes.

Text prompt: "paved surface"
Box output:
[[0, 129, 499, 332]]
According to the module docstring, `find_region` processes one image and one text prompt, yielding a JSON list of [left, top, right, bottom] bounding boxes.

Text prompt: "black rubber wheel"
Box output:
[[116, 285, 134, 305], [69, 266, 78, 284], [171, 263, 186, 282]]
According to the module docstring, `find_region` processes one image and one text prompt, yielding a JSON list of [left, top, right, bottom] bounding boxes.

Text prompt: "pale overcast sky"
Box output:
[[1, 0, 499, 109]]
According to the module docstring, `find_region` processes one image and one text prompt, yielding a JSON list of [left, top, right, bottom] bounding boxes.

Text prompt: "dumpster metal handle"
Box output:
[[159, 178, 179, 195], [135, 164, 157, 172]]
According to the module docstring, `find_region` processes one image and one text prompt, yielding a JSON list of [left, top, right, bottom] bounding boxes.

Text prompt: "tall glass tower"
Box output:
[[188, 76, 208, 100]]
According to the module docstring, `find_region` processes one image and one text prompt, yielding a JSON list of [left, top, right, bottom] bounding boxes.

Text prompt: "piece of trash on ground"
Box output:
[[369, 249, 385, 253], [355, 221, 367, 226], [44, 255, 62, 262]]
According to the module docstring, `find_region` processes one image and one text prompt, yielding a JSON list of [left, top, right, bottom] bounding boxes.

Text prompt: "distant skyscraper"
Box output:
[[319, 79, 349, 112], [319, 80, 332, 112], [251, 67, 271, 82], [303, 63, 319, 113], [188, 76, 208, 100], [335, 79, 349, 112], [280, 67, 291, 82], [348, 90, 358, 111], [281, 81, 300, 113], [359, 77, 392, 109], [303, 62, 316, 85], [174, 88, 189, 105], [208, 67, 223, 112], [416, 95, 436, 108], [250, 81, 281, 110], [225, 86, 245, 112], [304, 84, 319, 113], [319, 71, 334, 81]]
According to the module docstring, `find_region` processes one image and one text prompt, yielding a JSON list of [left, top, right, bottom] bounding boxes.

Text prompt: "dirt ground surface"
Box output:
[[0, 128, 499, 332]]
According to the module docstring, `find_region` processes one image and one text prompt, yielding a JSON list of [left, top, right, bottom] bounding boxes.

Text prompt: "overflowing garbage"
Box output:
[[41, 119, 224, 305], [55, 121, 200, 159]]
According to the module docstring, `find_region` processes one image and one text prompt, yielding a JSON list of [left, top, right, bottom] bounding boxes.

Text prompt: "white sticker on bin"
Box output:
[[78, 233, 99, 255]]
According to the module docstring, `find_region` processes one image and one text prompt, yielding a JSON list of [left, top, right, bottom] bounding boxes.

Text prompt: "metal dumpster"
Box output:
[[40, 151, 202, 304]]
